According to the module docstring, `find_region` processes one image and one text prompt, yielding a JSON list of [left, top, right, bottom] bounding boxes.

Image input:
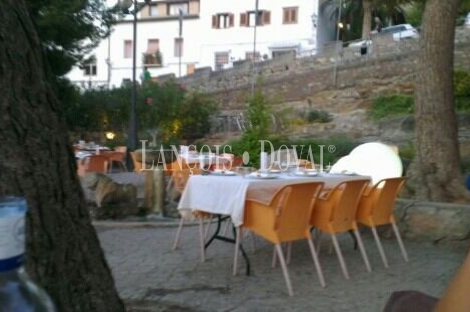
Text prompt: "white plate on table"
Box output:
[[341, 171, 357, 175], [211, 170, 236, 176], [294, 170, 319, 177], [248, 172, 279, 179]]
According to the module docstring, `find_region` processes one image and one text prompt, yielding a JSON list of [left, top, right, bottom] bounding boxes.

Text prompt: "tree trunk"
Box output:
[[406, 0, 469, 202], [362, 0, 373, 39], [0, 1, 125, 311]]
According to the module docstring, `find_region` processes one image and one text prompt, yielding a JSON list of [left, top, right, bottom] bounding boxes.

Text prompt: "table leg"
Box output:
[[204, 214, 251, 276]]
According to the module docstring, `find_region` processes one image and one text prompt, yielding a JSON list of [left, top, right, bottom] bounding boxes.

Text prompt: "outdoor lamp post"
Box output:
[[117, 0, 151, 170]]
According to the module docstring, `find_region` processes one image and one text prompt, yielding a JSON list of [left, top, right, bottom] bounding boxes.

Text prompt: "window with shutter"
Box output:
[[214, 52, 229, 71], [147, 39, 159, 53], [213, 13, 233, 29], [283, 10, 289, 23], [263, 10, 271, 25], [240, 13, 247, 26], [283, 7, 298, 24], [83, 63, 97, 76], [291, 9, 297, 23], [124, 40, 133, 58]]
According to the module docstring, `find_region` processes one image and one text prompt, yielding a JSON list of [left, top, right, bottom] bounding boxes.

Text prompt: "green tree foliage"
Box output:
[[65, 80, 217, 144], [369, 94, 414, 119], [455, 69, 470, 111], [321, 0, 411, 41], [368, 69, 470, 119], [26, 0, 118, 77], [178, 91, 217, 141], [229, 87, 273, 168]]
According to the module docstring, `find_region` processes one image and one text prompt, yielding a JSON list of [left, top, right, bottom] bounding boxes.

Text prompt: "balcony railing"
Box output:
[[143, 50, 163, 67]]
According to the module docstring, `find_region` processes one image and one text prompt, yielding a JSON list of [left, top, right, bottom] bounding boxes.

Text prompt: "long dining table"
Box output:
[[177, 170, 371, 275], [178, 171, 371, 227]]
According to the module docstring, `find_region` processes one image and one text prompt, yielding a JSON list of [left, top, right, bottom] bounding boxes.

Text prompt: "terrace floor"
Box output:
[[96, 221, 468, 312]]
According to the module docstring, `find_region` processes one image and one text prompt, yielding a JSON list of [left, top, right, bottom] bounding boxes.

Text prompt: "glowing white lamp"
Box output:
[[330, 142, 403, 185]]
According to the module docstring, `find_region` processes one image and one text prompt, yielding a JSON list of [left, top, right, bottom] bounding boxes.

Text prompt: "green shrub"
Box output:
[[306, 109, 333, 123], [228, 86, 273, 168], [456, 97, 470, 111], [369, 94, 414, 120], [63, 80, 217, 144], [454, 69, 470, 112], [460, 157, 470, 174], [454, 69, 470, 98], [266, 136, 356, 167]]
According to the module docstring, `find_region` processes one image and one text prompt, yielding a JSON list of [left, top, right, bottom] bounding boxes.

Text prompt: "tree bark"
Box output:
[[406, 0, 469, 202], [0, 1, 125, 311], [362, 0, 373, 39]]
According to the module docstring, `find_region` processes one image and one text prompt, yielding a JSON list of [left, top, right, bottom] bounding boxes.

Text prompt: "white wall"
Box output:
[[67, 37, 111, 88], [67, 0, 328, 88]]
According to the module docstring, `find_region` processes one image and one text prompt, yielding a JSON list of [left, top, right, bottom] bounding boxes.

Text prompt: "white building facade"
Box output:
[[67, 0, 331, 88]]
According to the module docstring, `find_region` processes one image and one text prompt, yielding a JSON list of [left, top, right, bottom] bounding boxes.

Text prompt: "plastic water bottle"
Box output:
[[0, 197, 56, 312]]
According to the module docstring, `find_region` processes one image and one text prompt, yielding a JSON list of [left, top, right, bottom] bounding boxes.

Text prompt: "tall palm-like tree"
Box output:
[[362, 0, 373, 39], [407, 0, 468, 202], [320, 0, 411, 41]]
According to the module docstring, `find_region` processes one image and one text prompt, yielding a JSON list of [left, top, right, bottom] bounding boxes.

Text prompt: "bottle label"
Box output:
[[0, 214, 25, 271]]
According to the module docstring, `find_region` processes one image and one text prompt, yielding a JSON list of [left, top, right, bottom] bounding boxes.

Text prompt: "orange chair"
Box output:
[[209, 153, 234, 171], [310, 179, 371, 280], [233, 182, 326, 296], [82, 155, 109, 174], [103, 151, 127, 172], [164, 159, 194, 201], [172, 168, 211, 263], [164, 158, 192, 176], [356, 177, 408, 268], [114, 146, 127, 154], [129, 152, 143, 172]]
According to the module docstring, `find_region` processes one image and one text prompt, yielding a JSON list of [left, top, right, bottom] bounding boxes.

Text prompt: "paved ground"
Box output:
[[96, 221, 468, 312]]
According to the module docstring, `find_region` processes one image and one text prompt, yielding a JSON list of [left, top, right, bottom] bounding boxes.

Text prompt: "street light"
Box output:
[[251, 0, 259, 95], [333, 0, 343, 86], [117, 0, 151, 170]]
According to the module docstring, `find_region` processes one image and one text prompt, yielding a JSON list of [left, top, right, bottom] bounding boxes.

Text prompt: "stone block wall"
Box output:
[[395, 199, 470, 243], [164, 28, 470, 105]]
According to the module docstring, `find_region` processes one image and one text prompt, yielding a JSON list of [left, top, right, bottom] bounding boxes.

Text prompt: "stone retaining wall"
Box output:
[[395, 199, 470, 243], [170, 28, 470, 99]]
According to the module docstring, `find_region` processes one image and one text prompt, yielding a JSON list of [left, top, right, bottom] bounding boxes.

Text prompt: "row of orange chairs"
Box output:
[[77, 151, 127, 176], [169, 168, 408, 296], [232, 177, 408, 296]]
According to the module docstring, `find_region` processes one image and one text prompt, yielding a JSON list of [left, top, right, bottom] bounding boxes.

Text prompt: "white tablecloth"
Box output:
[[177, 173, 370, 226]]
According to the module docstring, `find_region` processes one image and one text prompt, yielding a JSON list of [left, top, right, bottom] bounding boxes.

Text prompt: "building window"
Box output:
[[124, 40, 133, 58], [240, 10, 270, 27], [168, 3, 188, 16], [147, 39, 159, 53], [83, 63, 97, 76], [245, 51, 261, 61], [149, 4, 158, 16], [144, 39, 162, 66], [214, 52, 229, 71], [174, 38, 183, 57], [212, 13, 234, 29], [283, 7, 298, 24]]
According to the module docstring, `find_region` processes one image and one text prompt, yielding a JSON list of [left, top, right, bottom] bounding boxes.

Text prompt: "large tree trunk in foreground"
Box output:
[[406, 0, 469, 202], [0, 1, 125, 311], [362, 0, 373, 39]]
